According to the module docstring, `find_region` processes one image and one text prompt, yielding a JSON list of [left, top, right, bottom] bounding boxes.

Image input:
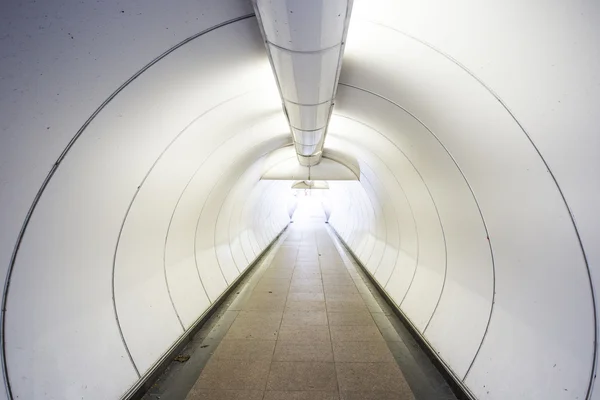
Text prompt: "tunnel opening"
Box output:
[[290, 182, 329, 224], [1, 0, 598, 399]]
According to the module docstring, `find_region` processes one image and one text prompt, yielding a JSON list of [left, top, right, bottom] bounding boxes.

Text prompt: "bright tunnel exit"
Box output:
[[289, 184, 330, 224], [0, 0, 599, 399]]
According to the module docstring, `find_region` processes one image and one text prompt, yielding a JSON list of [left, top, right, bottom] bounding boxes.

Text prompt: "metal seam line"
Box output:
[[347, 183, 361, 251], [355, 164, 389, 273], [0, 13, 257, 398], [236, 179, 259, 266], [346, 185, 359, 249], [246, 182, 266, 257], [352, 182, 366, 255], [228, 182, 249, 270], [213, 145, 288, 277], [338, 82, 495, 382], [355, 147, 405, 278], [332, 112, 447, 332], [284, 98, 332, 107], [355, 174, 372, 261], [266, 39, 342, 54], [116, 91, 258, 368], [242, 185, 258, 259], [114, 93, 259, 371], [365, 22, 597, 394], [356, 163, 387, 269], [291, 125, 327, 132], [331, 115, 421, 286], [258, 181, 279, 248], [158, 95, 256, 324], [193, 142, 267, 292], [359, 184, 372, 263], [216, 183, 242, 276], [236, 182, 258, 264], [157, 94, 259, 334]]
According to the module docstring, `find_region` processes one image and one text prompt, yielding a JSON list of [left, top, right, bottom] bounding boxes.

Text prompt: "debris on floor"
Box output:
[[173, 354, 190, 363]]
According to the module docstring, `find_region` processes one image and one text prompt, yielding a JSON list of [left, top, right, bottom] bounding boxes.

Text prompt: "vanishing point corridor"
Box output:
[[145, 205, 458, 400]]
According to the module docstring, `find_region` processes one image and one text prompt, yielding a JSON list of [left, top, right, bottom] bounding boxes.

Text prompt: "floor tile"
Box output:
[[326, 300, 369, 313], [285, 300, 327, 312], [246, 292, 288, 302], [327, 311, 375, 326], [324, 285, 359, 294], [330, 325, 385, 342], [291, 278, 323, 286], [340, 391, 414, 400], [333, 341, 395, 363], [260, 276, 292, 283], [336, 362, 412, 393], [242, 297, 287, 312], [289, 285, 325, 294], [273, 340, 334, 362], [264, 391, 339, 400], [288, 292, 325, 302], [157, 224, 437, 400], [195, 360, 270, 390], [254, 279, 291, 294], [186, 389, 264, 400], [323, 280, 355, 287], [235, 311, 283, 324], [295, 260, 319, 266], [212, 340, 276, 361], [269, 264, 296, 270], [269, 260, 296, 268], [266, 362, 337, 391], [320, 270, 351, 277], [325, 293, 364, 302], [322, 263, 346, 268], [319, 256, 345, 264], [262, 270, 295, 279], [321, 274, 353, 282], [323, 279, 355, 287], [225, 320, 281, 340], [320, 266, 350, 273], [278, 325, 331, 342], [292, 272, 322, 279], [282, 310, 328, 326]]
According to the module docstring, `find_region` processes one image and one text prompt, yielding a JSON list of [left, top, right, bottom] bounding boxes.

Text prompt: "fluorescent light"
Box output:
[[253, 0, 354, 166]]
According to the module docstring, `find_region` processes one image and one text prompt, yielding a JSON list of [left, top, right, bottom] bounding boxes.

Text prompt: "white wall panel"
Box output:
[[325, 2, 598, 398], [331, 85, 493, 376], [241, 182, 267, 260], [115, 92, 283, 374], [0, 0, 253, 311], [360, 171, 386, 271], [226, 175, 256, 270], [347, 19, 593, 399], [2, 0, 599, 399], [0, 9, 291, 398]]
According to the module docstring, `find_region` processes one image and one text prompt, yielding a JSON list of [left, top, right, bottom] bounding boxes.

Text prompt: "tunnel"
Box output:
[[1, 0, 599, 399]]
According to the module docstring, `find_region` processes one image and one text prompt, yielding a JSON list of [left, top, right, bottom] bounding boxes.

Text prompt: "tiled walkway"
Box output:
[[185, 219, 415, 400], [143, 215, 458, 400]]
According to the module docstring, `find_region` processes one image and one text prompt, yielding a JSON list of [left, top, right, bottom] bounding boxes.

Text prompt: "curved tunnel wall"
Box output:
[[0, 6, 293, 399], [1, 0, 599, 399]]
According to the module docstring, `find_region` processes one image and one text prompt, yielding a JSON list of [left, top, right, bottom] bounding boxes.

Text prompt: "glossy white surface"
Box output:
[[326, 2, 598, 398], [0, 6, 289, 399], [261, 146, 358, 181], [1, 0, 599, 399], [254, 0, 352, 165], [257, 0, 348, 51]]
